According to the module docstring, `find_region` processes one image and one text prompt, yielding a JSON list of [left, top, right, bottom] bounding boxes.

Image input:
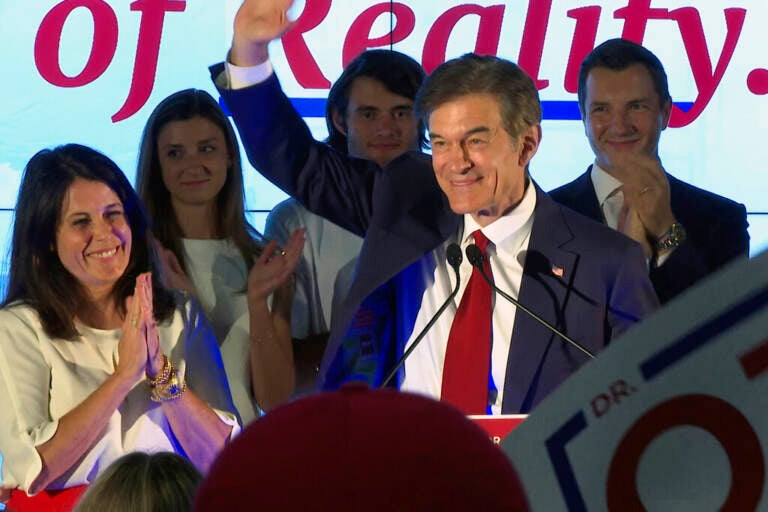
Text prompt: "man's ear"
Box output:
[[517, 124, 542, 168], [331, 109, 347, 136], [661, 98, 672, 131]]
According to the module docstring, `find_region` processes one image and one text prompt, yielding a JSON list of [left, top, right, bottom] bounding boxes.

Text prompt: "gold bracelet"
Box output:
[[150, 369, 186, 402], [147, 355, 172, 387]]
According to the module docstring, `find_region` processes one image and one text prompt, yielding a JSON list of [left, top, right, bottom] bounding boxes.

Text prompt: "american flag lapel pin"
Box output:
[[551, 263, 564, 278]]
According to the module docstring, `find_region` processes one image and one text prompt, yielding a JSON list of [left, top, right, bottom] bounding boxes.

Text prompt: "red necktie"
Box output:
[[441, 230, 492, 414]]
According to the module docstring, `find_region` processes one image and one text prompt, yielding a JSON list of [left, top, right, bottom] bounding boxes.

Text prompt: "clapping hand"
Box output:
[[611, 153, 676, 240], [116, 273, 164, 383], [153, 237, 195, 295], [247, 228, 305, 304], [116, 278, 149, 383], [135, 273, 164, 378]]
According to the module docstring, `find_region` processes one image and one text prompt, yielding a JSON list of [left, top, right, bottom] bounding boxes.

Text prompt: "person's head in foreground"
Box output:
[[194, 384, 529, 511], [74, 452, 202, 512]]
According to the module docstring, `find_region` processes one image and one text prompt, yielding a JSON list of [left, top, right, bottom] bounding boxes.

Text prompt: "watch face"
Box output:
[[656, 223, 687, 251], [670, 223, 687, 243]]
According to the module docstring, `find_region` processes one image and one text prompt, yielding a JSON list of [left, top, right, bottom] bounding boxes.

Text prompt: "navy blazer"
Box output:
[[549, 167, 750, 304], [212, 68, 659, 413]]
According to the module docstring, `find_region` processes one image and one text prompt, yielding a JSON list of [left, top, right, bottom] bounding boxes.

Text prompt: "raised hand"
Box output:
[[231, 0, 296, 66], [248, 228, 305, 304]]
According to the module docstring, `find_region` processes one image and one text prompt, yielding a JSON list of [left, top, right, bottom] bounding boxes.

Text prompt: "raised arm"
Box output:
[[212, 1, 380, 237]]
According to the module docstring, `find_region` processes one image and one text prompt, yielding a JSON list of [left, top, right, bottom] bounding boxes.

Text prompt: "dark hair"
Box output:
[[577, 38, 671, 115], [414, 53, 541, 142], [325, 50, 427, 152], [136, 89, 263, 273], [3, 144, 174, 339], [74, 452, 202, 512]]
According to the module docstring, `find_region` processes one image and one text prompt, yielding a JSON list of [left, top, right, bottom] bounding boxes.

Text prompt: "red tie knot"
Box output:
[[472, 230, 491, 254]]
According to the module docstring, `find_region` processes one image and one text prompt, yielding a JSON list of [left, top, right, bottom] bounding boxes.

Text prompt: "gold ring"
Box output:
[[130, 316, 138, 327], [280, 249, 286, 256], [639, 187, 650, 195]]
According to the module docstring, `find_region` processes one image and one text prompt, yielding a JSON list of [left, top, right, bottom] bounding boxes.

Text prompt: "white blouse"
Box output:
[[0, 295, 239, 493], [181, 239, 250, 343], [181, 239, 263, 424]]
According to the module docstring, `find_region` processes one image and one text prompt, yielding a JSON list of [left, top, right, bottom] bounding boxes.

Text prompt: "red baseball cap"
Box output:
[[195, 383, 528, 511]]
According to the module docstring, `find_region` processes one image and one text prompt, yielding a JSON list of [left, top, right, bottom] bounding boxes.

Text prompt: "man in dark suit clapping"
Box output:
[[550, 38, 749, 304]]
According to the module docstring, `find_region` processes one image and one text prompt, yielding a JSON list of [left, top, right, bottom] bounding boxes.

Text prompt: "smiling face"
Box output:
[[583, 64, 672, 179], [429, 93, 540, 226], [56, 178, 132, 298], [157, 115, 231, 210], [334, 76, 420, 168]]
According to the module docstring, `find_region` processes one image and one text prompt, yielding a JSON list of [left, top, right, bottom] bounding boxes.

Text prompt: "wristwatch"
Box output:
[[655, 222, 687, 252]]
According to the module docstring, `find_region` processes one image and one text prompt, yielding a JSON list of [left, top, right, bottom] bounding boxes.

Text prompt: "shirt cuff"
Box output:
[[655, 246, 676, 268], [212, 407, 242, 441], [223, 59, 274, 90]]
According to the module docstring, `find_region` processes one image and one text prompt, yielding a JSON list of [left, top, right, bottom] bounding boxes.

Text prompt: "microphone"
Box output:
[[380, 243, 464, 387], [465, 244, 595, 359]]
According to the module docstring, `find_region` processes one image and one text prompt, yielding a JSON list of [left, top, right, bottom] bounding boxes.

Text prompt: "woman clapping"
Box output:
[[0, 144, 238, 508]]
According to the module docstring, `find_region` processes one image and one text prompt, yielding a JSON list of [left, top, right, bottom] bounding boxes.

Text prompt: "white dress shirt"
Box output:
[[591, 162, 624, 229], [591, 163, 665, 266], [401, 182, 536, 414]]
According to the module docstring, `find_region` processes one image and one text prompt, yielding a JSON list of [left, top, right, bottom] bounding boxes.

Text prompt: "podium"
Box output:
[[469, 414, 527, 445]]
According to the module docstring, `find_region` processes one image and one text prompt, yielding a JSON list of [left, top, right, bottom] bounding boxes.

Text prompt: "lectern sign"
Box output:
[[502, 251, 768, 510]]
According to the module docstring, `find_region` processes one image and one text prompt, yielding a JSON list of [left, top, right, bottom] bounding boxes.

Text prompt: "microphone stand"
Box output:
[[466, 244, 595, 360], [380, 243, 464, 387]]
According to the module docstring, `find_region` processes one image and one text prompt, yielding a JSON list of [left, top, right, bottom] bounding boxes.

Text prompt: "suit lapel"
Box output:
[[502, 187, 579, 413], [569, 167, 603, 223]]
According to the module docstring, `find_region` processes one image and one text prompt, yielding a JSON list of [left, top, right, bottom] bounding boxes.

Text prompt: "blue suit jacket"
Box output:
[[549, 167, 750, 304], [213, 68, 659, 413]]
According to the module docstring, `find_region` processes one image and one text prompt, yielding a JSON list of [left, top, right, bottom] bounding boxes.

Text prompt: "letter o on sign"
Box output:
[[34, 0, 119, 87], [606, 394, 764, 511]]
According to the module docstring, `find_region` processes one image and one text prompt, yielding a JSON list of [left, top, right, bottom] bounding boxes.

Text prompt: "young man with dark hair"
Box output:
[[264, 50, 426, 390]]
